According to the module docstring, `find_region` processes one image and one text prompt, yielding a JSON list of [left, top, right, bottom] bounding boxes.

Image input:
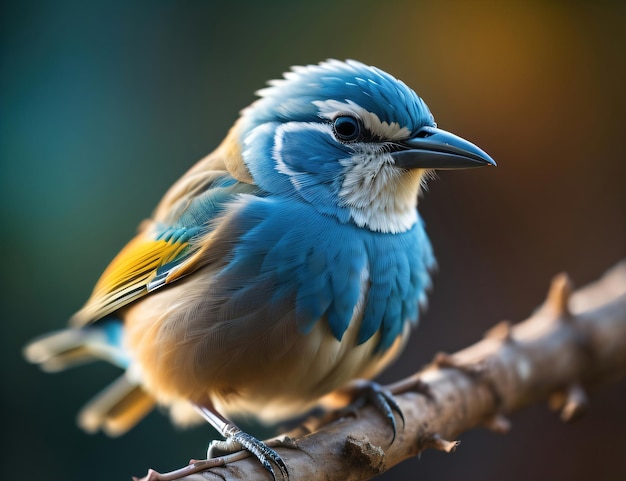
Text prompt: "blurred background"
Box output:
[[1, 1, 625, 480]]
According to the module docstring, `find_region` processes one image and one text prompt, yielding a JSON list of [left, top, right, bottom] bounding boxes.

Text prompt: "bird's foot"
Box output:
[[207, 431, 289, 480], [189, 403, 291, 480], [344, 380, 405, 443]]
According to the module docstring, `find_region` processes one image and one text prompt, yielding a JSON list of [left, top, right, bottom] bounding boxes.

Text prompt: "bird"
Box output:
[[24, 59, 495, 479]]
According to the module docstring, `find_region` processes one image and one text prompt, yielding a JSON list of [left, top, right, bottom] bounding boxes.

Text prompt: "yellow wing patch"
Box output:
[[71, 234, 189, 326]]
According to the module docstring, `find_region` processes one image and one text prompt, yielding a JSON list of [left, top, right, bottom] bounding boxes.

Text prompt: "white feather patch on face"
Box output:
[[338, 146, 421, 233], [313, 99, 411, 141]]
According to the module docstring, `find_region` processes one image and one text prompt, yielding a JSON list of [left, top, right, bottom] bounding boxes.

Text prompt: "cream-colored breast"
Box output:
[[122, 264, 409, 425]]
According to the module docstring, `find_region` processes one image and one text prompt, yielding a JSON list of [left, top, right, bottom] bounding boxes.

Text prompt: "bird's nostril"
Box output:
[[414, 130, 430, 138]]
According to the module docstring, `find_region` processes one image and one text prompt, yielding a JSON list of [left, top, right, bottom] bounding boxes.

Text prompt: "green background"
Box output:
[[2, 1, 625, 480]]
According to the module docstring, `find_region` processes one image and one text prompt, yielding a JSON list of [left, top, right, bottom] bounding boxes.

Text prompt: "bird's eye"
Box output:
[[333, 116, 361, 142]]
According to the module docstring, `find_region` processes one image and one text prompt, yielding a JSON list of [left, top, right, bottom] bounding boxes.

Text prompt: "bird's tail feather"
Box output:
[[78, 375, 155, 436], [23, 322, 128, 372], [23, 323, 155, 435], [24, 329, 99, 371]]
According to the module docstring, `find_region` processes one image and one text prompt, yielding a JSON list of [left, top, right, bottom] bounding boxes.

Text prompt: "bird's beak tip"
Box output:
[[391, 126, 496, 171]]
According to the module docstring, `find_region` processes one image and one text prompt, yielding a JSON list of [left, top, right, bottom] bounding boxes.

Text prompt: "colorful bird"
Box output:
[[24, 59, 495, 479]]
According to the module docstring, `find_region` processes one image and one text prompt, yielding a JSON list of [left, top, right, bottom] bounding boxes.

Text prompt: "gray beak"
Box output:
[[391, 126, 496, 170]]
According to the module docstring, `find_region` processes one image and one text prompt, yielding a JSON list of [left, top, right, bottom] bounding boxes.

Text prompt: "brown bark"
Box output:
[[137, 259, 626, 481]]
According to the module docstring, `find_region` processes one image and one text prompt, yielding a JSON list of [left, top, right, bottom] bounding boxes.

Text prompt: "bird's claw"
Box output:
[[208, 431, 289, 481], [352, 380, 405, 443], [235, 431, 289, 481]]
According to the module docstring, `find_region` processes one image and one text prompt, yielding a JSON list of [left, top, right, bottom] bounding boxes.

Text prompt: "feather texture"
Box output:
[[22, 60, 495, 444], [121, 195, 433, 422]]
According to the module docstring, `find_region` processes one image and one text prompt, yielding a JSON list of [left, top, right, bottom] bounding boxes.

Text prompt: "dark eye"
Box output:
[[333, 116, 361, 142]]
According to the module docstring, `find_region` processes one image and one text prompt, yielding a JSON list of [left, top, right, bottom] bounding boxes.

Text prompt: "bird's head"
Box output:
[[226, 59, 495, 234]]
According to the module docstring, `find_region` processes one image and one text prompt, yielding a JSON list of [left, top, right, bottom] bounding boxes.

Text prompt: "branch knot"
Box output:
[[343, 435, 386, 474]]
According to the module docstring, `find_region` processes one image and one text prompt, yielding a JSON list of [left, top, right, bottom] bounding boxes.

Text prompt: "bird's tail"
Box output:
[[23, 322, 155, 436], [77, 374, 155, 436]]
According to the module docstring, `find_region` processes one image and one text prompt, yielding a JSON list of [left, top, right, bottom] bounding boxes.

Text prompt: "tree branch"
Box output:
[[138, 260, 626, 481]]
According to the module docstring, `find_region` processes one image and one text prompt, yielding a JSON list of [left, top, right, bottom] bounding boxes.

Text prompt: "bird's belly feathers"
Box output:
[[123, 264, 409, 424]]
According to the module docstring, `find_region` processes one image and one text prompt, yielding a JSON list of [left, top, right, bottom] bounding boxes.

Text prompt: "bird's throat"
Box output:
[[339, 154, 424, 234]]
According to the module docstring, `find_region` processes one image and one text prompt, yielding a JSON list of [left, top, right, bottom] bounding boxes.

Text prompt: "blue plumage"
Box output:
[[219, 196, 434, 350], [246, 60, 433, 133], [24, 59, 495, 479]]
